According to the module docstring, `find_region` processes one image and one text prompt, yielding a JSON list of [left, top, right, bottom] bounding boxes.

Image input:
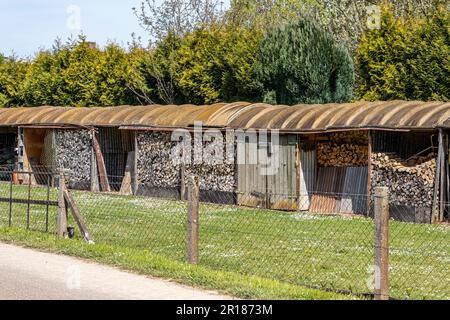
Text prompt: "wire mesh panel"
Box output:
[[69, 185, 187, 261], [0, 169, 58, 232], [198, 192, 375, 296], [388, 203, 450, 300], [0, 168, 449, 300]]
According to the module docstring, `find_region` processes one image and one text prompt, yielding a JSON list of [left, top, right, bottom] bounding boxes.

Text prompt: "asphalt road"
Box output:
[[0, 243, 231, 300]]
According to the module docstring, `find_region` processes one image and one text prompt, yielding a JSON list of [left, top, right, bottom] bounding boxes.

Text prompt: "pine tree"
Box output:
[[254, 18, 354, 105]]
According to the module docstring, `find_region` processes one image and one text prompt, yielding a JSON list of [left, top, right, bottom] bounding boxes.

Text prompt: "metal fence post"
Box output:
[[187, 175, 199, 264], [57, 170, 68, 237], [374, 186, 389, 300]]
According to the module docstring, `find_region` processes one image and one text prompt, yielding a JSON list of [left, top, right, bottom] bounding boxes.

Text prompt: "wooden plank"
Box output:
[[132, 131, 138, 195], [90, 130, 100, 192], [119, 151, 134, 195], [296, 135, 301, 210], [0, 197, 58, 206], [57, 172, 68, 237], [63, 189, 93, 243], [432, 129, 443, 223], [92, 133, 110, 192], [439, 132, 447, 222], [367, 130, 373, 216]]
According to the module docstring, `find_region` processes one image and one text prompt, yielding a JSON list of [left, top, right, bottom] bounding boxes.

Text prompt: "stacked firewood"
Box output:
[[317, 131, 368, 167], [371, 152, 436, 207], [137, 132, 181, 188], [185, 163, 235, 192], [317, 143, 368, 167], [55, 129, 92, 189], [330, 131, 368, 145], [136, 132, 235, 191]]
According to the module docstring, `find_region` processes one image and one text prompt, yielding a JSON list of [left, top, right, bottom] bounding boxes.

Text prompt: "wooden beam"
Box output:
[[119, 151, 134, 195], [432, 130, 443, 223], [57, 171, 68, 237], [439, 131, 447, 222], [90, 130, 99, 192], [132, 131, 138, 195], [92, 133, 110, 192], [295, 135, 301, 211], [367, 130, 373, 217], [63, 188, 93, 243]]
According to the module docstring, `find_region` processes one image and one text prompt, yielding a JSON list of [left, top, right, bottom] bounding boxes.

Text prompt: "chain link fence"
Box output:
[[0, 169, 448, 300]]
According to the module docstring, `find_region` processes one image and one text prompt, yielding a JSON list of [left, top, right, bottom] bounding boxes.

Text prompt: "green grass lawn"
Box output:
[[0, 182, 448, 300]]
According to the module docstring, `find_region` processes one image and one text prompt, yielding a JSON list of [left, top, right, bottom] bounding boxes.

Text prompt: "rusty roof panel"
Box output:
[[1, 100, 450, 131]]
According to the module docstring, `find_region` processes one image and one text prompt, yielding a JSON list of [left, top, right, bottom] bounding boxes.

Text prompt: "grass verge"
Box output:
[[0, 227, 356, 300]]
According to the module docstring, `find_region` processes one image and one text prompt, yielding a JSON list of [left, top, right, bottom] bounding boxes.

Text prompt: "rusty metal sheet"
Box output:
[[1, 101, 450, 131]]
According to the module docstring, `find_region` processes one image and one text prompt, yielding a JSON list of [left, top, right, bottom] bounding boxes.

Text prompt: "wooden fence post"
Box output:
[[374, 186, 389, 300], [57, 170, 68, 237], [187, 175, 199, 264]]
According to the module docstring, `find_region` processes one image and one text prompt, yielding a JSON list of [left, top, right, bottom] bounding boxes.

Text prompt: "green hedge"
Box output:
[[253, 18, 354, 105], [356, 4, 450, 101]]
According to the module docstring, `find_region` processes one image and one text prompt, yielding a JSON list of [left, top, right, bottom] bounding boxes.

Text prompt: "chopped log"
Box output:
[[371, 152, 436, 209]]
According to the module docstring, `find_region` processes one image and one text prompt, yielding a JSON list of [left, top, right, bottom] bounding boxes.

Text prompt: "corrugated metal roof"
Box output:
[[1, 101, 449, 132]]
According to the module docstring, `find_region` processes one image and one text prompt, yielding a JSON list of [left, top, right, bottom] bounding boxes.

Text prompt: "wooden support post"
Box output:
[[439, 131, 447, 222], [57, 171, 68, 237], [367, 130, 373, 217], [374, 186, 389, 300], [295, 135, 301, 211], [187, 175, 199, 264], [90, 130, 100, 192], [132, 131, 138, 195], [119, 151, 134, 195], [92, 133, 110, 192], [432, 130, 444, 223], [64, 188, 93, 243]]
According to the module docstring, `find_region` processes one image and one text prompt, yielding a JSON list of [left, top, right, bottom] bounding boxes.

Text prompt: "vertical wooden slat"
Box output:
[[367, 130, 373, 217], [432, 129, 443, 223], [439, 131, 447, 222], [92, 133, 110, 192], [132, 131, 138, 195], [57, 171, 68, 237], [119, 151, 134, 195], [296, 135, 301, 210], [90, 130, 100, 192]]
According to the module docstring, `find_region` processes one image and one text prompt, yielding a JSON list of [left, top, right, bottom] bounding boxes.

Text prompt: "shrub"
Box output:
[[0, 55, 28, 107], [176, 26, 261, 104], [253, 18, 354, 105], [20, 37, 140, 107], [355, 4, 450, 101]]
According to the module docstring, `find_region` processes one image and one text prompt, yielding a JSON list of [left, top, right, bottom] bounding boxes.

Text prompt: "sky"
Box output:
[[0, 0, 154, 58]]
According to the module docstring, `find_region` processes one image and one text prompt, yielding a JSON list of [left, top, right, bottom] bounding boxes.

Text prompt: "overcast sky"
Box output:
[[0, 0, 154, 58]]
